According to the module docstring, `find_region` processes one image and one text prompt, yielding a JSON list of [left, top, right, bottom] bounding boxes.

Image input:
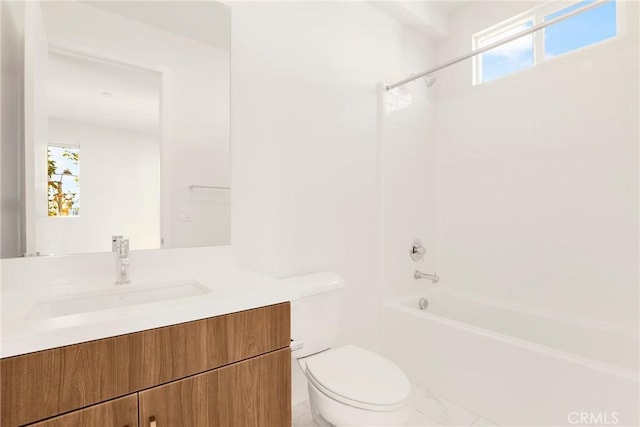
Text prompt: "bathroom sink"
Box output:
[[27, 280, 210, 320]]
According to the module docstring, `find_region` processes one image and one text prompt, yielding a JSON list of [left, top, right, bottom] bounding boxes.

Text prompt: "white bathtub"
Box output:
[[382, 290, 639, 426]]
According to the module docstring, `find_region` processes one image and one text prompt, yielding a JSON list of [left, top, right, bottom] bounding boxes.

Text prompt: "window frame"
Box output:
[[472, 16, 537, 85], [472, 0, 621, 85]]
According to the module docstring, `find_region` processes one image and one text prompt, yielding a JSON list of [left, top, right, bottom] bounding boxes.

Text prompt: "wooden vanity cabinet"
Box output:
[[27, 395, 139, 427], [138, 349, 291, 427], [1, 303, 291, 427]]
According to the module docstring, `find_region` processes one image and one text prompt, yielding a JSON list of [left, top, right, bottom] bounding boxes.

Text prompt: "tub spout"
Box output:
[[414, 270, 439, 283]]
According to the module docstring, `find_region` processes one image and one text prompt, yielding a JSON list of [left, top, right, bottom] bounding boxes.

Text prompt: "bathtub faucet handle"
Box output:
[[414, 270, 439, 283], [410, 239, 426, 261]]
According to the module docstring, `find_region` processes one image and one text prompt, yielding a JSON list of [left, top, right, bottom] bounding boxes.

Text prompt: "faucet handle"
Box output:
[[112, 235, 123, 252], [410, 239, 426, 261]]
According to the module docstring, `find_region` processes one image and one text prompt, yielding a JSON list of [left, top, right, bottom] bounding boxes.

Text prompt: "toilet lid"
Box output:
[[304, 345, 411, 408]]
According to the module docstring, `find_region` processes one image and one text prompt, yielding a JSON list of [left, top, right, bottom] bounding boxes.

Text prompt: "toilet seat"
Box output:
[[303, 345, 411, 412]]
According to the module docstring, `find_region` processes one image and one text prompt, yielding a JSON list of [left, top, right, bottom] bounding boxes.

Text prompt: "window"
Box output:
[[544, 1, 617, 58], [47, 145, 80, 217], [473, 0, 618, 84], [477, 20, 535, 83]]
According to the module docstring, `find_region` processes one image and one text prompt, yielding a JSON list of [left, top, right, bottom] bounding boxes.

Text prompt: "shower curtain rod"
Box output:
[[386, 0, 610, 91]]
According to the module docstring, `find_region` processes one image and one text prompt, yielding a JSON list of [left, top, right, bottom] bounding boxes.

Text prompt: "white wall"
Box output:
[[434, 1, 639, 332], [39, 1, 230, 250], [0, 0, 25, 258], [231, 0, 433, 354], [37, 119, 160, 254]]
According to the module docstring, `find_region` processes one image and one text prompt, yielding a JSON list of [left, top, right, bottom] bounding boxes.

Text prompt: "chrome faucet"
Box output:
[[112, 235, 130, 285], [414, 270, 439, 283]]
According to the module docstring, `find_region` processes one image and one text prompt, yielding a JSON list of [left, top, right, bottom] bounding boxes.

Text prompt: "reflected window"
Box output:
[[47, 145, 80, 217]]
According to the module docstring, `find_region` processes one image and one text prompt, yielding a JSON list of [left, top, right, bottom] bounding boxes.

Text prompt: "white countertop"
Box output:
[[0, 253, 343, 358]]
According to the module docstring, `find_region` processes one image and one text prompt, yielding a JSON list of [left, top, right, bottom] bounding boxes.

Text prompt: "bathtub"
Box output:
[[382, 290, 639, 426]]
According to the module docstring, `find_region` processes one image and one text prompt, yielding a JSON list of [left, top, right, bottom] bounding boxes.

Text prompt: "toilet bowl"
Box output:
[[299, 345, 411, 427], [290, 274, 412, 427]]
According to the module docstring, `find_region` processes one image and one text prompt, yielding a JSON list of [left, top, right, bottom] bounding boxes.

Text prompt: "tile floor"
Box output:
[[292, 383, 499, 427]]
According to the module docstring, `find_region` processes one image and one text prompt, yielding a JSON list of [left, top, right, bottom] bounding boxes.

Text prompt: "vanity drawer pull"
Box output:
[[149, 416, 157, 427]]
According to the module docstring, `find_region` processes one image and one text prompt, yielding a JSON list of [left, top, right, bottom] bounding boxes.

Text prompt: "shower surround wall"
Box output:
[[380, 83, 438, 301], [434, 1, 639, 333]]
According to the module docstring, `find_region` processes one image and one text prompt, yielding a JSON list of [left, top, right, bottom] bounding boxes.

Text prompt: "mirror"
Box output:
[[1, 0, 231, 258]]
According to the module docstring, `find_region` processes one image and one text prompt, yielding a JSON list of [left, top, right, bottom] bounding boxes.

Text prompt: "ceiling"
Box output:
[[83, 1, 230, 51], [431, 0, 470, 17], [48, 50, 161, 134], [371, 0, 472, 40]]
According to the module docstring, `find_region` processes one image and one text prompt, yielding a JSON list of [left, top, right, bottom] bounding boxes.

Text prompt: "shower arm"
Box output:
[[385, 0, 611, 91]]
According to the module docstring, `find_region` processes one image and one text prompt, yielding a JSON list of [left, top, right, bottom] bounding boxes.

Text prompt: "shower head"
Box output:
[[423, 74, 437, 88]]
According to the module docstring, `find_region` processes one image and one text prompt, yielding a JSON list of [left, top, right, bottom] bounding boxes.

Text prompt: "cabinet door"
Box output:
[[138, 348, 291, 427], [27, 394, 138, 427]]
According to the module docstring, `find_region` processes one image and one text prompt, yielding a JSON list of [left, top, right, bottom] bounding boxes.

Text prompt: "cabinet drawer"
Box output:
[[1, 302, 290, 427], [138, 348, 291, 427], [27, 394, 138, 427]]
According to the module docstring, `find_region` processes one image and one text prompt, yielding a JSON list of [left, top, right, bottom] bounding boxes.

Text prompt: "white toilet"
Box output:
[[291, 276, 412, 426]]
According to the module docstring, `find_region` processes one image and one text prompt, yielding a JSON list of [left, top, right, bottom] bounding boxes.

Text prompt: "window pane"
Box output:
[[48, 145, 80, 217], [544, 0, 617, 58], [479, 21, 534, 83]]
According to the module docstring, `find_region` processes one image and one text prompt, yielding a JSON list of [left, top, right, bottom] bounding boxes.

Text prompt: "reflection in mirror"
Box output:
[[0, 1, 231, 258], [44, 49, 162, 255]]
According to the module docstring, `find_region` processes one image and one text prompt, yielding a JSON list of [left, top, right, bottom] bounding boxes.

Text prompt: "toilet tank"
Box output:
[[288, 273, 345, 358]]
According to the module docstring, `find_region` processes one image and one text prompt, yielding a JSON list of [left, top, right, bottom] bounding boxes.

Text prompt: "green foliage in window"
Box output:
[[48, 146, 80, 217]]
